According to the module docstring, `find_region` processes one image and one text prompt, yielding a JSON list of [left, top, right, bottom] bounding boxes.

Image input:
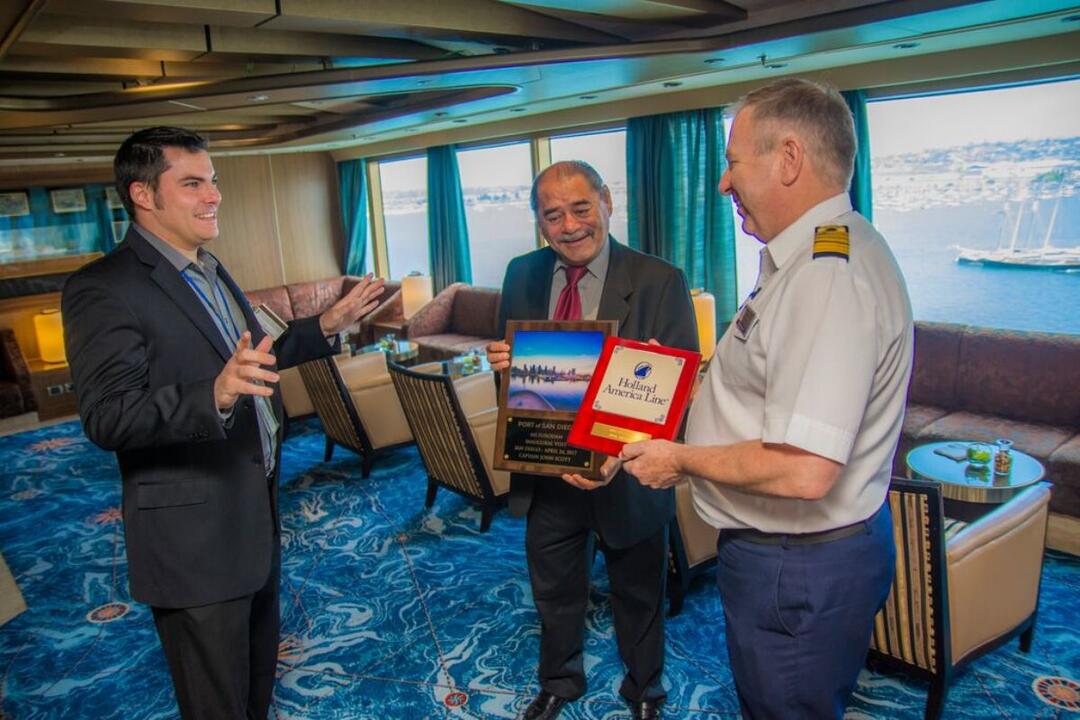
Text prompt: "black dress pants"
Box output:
[[526, 480, 667, 703], [151, 541, 281, 720]]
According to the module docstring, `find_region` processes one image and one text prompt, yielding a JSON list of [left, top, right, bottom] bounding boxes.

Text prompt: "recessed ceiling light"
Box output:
[[247, 94, 270, 102], [893, 42, 920, 49], [452, 119, 467, 124], [663, 81, 682, 88], [579, 94, 598, 100], [434, 111, 448, 117], [416, 79, 431, 86], [705, 57, 725, 65], [766, 63, 787, 70], [510, 108, 526, 113]]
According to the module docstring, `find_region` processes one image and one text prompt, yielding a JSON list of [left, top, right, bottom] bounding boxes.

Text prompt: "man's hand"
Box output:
[[214, 332, 278, 411], [319, 274, 385, 337], [561, 456, 621, 490], [486, 340, 511, 371], [622, 439, 685, 489]]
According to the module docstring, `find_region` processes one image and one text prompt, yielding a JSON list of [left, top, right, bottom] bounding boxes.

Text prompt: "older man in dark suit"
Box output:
[[62, 126, 383, 719], [487, 161, 698, 720]]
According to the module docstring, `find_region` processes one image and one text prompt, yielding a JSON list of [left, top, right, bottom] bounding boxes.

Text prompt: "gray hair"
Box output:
[[733, 78, 855, 190], [529, 160, 606, 212]]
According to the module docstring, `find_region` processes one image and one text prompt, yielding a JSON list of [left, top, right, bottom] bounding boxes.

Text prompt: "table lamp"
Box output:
[[691, 289, 716, 361], [34, 308, 66, 363], [401, 272, 433, 320]]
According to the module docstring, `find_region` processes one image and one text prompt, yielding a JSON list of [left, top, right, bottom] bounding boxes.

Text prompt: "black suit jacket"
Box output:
[[62, 228, 334, 608], [497, 239, 698, 549]]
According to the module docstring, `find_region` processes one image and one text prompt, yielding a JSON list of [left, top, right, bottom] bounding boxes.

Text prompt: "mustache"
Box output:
[[555, 230, 591, 243]]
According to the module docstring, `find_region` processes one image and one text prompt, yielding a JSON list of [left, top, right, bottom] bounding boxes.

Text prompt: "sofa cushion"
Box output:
[[904, 403, 949, 437], [286, 277, 346, 319], [450, 287, 501, 338], [908, 322, 962, 408], [244, 286, 294, 321], [1047, 435, 1080, 518], [955, 326, 1080, 427], [915, 410, 1073, 461], [893, 403, 951, 476]]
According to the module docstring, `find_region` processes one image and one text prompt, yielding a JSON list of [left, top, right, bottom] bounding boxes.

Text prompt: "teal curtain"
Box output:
[[842, 89, 874, 220], [337, 158, 369, 275], [627, 108, 737, 323], [426, 145, 471, 292]]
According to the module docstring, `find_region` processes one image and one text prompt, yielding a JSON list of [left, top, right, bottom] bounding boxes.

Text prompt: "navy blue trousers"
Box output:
[[715, 506, 894, 720]]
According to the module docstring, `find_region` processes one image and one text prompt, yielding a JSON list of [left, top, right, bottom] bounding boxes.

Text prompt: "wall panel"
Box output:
[[207, 154, 283, 291], [270, 152, 344, 285]]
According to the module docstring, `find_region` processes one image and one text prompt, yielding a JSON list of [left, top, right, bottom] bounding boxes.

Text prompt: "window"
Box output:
[[456, 142, 536, 288], [722, 115, 767, 305], [868, 79, 1080, 334], [550, 129, 629, 245], [378, 156, 428, 279]]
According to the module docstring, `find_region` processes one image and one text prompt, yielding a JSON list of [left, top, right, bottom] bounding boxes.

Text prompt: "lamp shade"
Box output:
[[401, 273, 433, 320], [34, 308, 66, 364], [690, 289, 716, 362]]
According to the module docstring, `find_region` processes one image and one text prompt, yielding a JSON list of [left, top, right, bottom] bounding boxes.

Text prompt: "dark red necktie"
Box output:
[[553, 265, 588, 321]]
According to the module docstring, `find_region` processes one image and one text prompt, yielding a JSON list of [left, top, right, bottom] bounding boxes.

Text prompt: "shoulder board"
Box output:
[[813, 224, 849, 261]]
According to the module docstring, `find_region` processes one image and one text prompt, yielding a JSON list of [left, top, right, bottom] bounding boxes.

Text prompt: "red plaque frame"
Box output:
[[567, 338, 700, 457]]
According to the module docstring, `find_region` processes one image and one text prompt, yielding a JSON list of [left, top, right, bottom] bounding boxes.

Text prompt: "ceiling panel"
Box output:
[[0, 0, 1076, 163]]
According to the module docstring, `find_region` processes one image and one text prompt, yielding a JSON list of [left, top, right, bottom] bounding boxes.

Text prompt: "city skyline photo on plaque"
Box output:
[[493, 320, 616, 480]]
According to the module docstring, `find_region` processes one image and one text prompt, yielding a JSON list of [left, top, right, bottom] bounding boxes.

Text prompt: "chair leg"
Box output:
[[425, 477, 438, 508], [479, 505, 493, 533], [925, 677, 948, 720], [324, 437, 334, 462], [1019, 623, 1035, 653], [361, 453, 373, 479]]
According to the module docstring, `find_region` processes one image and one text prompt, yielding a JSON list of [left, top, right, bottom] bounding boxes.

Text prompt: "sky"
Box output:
[[867, 78, 1080, 156]]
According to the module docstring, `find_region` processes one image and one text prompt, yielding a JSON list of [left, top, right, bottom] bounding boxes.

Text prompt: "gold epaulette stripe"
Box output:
[[813, 224, 849, 261]]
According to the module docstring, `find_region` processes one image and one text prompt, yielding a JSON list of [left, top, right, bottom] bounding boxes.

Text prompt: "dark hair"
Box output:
[[734, 78, 856, 190], [113, 126, 209, 217], [529, 160, 606, 212]]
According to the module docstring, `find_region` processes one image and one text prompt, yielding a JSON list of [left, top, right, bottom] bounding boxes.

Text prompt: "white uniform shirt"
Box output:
[[686, 193, 913, 533]]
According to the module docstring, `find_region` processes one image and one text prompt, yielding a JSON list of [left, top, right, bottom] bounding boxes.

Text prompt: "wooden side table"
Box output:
[[27, 359, 78, 420]]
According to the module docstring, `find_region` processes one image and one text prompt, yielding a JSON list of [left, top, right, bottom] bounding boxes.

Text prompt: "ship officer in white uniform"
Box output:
[[617, 77, 914, 719]]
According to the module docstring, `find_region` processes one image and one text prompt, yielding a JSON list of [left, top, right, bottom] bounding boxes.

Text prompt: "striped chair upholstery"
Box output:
[[297, 351, 413, 477], [389, 362, 508, 532], [868, 477, 1051, 720]]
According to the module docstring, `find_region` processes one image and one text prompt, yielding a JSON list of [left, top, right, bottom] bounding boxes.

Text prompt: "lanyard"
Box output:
[[181, 269, 242, 346]]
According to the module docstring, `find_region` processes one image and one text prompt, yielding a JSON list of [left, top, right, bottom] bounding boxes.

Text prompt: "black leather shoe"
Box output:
[[630, 699, 662, 720], [522, 690, 568, 720]]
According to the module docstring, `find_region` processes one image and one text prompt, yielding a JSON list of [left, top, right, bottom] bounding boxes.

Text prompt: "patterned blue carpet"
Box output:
[[0, 417, 1077, 719]]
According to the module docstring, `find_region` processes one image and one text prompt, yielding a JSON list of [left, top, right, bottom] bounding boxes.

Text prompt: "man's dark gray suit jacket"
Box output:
[[496, 238, 699, 549], [62, 228, 334, 609]]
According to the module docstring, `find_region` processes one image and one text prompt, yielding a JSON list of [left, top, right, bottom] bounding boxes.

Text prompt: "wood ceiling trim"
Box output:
[[207, 26, 445, 62], [42, 0, 278, 29], [0, 86, 518, 157], [0, 0, 47, 61], [266, 0, 624, 45]]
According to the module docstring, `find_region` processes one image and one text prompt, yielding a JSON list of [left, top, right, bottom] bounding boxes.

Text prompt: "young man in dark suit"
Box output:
[[62, 126, 383, 719], [486, 161, 698, 720]]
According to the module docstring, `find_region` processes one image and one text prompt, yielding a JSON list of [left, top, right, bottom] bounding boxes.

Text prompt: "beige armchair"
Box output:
[[867, 477, 1051, 720], [297, 351, 413, 477], [389, 362, 508, 531], [667, 482, 720, 615]]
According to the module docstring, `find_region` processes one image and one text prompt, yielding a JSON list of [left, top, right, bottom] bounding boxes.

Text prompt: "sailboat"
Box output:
[[957, 173, 1080, 270]]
